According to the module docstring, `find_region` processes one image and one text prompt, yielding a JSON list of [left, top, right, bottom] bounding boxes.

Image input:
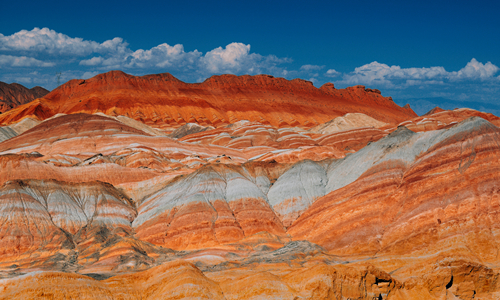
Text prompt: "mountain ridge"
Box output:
[[0, 81, 49, 113], [0, 70, 417, 129]]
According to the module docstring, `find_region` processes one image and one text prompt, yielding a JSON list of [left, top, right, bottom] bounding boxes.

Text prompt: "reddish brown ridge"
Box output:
[[0, 71, 416, 128], [0, 82, 49, 113]]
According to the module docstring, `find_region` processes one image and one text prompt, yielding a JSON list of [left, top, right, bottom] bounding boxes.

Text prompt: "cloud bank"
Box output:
[[340, 58, 499, 87], [0, 27, 291, 84]]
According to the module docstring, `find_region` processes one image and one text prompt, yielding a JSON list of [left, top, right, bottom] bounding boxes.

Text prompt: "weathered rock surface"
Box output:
[[0, 113, 254, 162], [289, 117, 500, 265], [0, 127, 16, 143], [0, 179, 135, 266], [0, 71, 417, 129], [399, 107, 500, 132], [268, 160, 327, 227], [0, 82, 49, 113], [169, 123, 214, 139], [2, 253, 496, 299], [0, 260, 225, 300], [1, 74, 500, 299], [133, 164, 289, 250]]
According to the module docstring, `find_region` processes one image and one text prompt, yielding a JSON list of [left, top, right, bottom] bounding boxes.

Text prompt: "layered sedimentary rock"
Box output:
[[267, 160, 327, 227], [0, 113, 253, 161], [1, 250, 497, 299], [289, 117, 500, 263], [399, 107, 500, 131], [0, 179, 136, 267], [133, 164, 289, 250], [0, 258, 401, 300], [1, 72, 500, 298], [0, 127, 16, 143], [0, 82, 49, 113], [0, 71, 417, 129], [177, 118, 386, 163]]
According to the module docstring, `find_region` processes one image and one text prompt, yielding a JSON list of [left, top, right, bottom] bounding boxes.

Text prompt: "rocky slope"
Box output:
[[0, 71, 417, 129], [0, 76, 499, 299], [0, 82, 49, 113]]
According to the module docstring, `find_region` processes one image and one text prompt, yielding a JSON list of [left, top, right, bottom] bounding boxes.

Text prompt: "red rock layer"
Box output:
[[0, 260, 225, 300], [0, 71, 417, 128], [0, 114, 257, 162], [0, 96, 499, 298], [1, 258, 497, 299], [288, 118, 500, 265], [0, 82, 49, 113], [423, 106, 446, 115], [0, 153, 160, 194], [177, 120, 387, 163], [133, 164, 289, 250], [179, 121, 316, 149], [398, 107, 500, 132]]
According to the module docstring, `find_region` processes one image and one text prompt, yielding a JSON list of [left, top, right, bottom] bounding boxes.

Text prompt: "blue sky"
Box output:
[[1, 0, 499, 115]]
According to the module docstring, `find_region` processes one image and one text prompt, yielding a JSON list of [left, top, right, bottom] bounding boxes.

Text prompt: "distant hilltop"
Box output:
[[0, 81, 49, 113], [0, 70, 416, 129]]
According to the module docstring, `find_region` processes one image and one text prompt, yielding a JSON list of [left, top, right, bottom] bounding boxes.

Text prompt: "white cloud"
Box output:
[[340, 59, 499, 87], [308, 77, 319, 85], [0, 54, 54, 67], [2, 26, 499, 112], [79, 56, 104, 66], [78, 41, 288, 77], [79, 42, 203, 69], [0, 27, 128, 57], [81, 71, 99, 79], [0, 28, 297, 89], [0, 28, 293, 83], [126, 43, 201, 69], [202, 43, 251, 73], [450, 58, 499, 80], [325, 69, 340, 77], [200, 43, 290, 75]]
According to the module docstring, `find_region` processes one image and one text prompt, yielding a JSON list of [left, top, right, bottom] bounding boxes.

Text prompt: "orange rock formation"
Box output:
[[0, 71, 416, 129], [0, 71, 499, 299], [0, 82, 49, 113]]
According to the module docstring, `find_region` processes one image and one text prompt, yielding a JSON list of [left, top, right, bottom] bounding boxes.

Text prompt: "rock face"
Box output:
[[0, 179, 138, 269], [398, 107, 500, 131], [1, 73, 500, 299], [0, 127, 16, 143], [0, 82, 49, 113], [133, 164, 289, 249], [0, 71, 416, 128], [289, 117, 500, 264]]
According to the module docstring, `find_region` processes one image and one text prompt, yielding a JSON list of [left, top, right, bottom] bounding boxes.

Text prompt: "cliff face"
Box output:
[[0, 71, 416, 128], [0, 82, 49, 113]]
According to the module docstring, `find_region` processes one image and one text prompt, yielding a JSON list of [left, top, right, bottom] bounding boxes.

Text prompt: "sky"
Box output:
[[1, 0, 499, 115]]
